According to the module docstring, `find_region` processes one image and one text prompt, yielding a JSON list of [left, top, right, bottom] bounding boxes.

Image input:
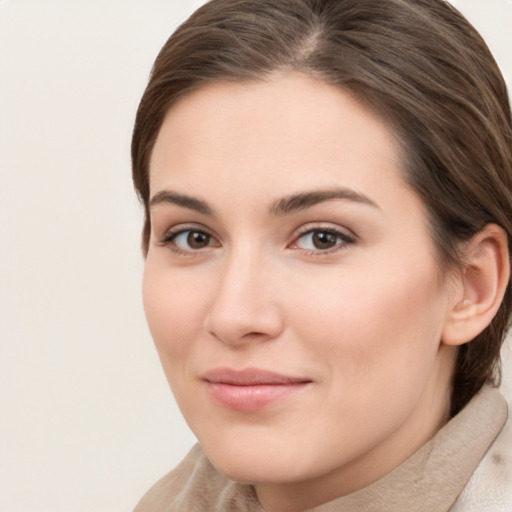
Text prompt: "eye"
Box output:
[[292, 228, 354, 253], [160, 227, 219, 253]]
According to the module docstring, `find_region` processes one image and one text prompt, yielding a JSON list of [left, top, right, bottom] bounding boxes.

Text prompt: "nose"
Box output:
[[204, 249, 284, 347]]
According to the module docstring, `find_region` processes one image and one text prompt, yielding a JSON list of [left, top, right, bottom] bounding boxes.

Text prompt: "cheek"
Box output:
[[142, 260, 208, 361], [286, 261, 446, 388]]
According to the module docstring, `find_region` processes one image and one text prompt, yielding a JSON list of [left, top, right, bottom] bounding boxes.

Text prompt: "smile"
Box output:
[[202, 367, 313, 412]]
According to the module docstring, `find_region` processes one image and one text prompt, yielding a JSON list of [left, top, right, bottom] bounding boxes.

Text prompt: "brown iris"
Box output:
[[187, 231, 211, 249], [312, 231, 338, 250]]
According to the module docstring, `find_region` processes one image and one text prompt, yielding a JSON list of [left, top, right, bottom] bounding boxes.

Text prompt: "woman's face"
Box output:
[[144, 73, 460, 507]]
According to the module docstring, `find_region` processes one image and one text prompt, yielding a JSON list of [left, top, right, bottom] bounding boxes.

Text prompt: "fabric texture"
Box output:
[[134, 385, 510, 512]]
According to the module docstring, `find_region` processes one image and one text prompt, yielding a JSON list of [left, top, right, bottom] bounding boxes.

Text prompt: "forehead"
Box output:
[[151, 73, 404, 187], [149, 73, 414, 215]]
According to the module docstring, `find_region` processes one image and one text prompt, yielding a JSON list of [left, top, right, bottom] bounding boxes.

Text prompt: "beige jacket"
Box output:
[[134, 386, 511, 511]]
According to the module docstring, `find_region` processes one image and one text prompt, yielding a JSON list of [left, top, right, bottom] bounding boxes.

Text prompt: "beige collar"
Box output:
[[133, 386, 508, 512]]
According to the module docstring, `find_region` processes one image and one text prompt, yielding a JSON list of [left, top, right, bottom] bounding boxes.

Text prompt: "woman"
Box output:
[[132, 0, 512, 510]]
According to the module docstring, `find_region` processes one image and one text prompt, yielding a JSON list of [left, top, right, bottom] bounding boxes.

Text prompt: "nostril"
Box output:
[[244, 331, 267, 338], [204, 306, 284, 347]]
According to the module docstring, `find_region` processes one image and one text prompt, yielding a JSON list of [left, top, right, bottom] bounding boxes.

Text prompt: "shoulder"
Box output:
[[133, 444, 262, 512], [451, 396, 512, 511]]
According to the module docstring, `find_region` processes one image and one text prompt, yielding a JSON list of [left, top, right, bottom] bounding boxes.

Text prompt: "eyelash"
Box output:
[[157, 224, 356, 257], [158, 225, 218, 256], [289, 226, 356, 256]]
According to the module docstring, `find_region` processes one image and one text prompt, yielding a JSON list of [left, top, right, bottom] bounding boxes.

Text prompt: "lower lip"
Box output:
[[204, 382, 309, 412]]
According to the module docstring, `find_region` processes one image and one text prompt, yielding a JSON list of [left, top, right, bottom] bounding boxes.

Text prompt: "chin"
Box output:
[[199, 434, 302, 484], [212, 458, 305, 485]]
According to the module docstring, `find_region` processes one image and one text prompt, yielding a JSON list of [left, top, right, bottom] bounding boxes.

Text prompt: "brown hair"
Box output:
[[132, 0, 512, 415]]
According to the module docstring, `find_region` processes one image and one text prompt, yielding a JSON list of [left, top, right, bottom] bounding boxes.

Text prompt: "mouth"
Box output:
[[202, 367, 313, 412]]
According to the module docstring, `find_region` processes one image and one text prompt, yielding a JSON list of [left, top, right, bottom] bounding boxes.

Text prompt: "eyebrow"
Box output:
[[270, 187, 380, 215], [149, 186, 379, 217], [149, 190, 214, 215]]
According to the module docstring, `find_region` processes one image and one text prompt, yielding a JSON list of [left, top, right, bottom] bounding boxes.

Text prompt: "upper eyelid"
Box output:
[[291, 223, 357, 241], [160, 223, 215, 239], [290, 230, 354, 246]]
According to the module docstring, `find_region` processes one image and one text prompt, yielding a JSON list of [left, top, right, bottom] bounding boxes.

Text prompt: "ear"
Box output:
[[442, 224, 510, 347]]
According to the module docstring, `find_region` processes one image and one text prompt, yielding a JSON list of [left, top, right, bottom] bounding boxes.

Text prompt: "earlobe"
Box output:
[[442, 224, 510, 347]]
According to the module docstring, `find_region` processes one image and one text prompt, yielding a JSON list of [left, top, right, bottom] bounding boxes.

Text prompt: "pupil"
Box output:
[[313, 231, 337, 249], [188, 231, 209, 249]]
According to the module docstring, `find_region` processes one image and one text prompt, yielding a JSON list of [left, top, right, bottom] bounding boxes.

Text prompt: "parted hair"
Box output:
[[132, 0, 512, 415]]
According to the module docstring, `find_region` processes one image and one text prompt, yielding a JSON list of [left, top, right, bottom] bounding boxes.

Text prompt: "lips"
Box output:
[[202, 367, 312, 412]]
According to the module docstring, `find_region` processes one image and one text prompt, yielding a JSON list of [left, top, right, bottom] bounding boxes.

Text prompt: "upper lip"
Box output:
[[202, 367, 312, 386]]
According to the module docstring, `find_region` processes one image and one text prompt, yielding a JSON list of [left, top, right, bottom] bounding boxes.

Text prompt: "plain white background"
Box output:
[[0, 1, 510, 511]]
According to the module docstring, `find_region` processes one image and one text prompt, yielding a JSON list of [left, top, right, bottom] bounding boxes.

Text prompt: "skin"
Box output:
[[143, 73, 463, 512]]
